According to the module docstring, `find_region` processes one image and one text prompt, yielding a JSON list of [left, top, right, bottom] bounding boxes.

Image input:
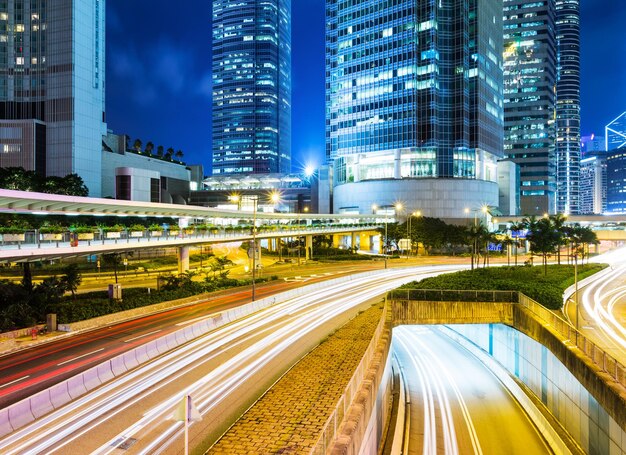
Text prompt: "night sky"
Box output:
[[106, 1, 626, 175]]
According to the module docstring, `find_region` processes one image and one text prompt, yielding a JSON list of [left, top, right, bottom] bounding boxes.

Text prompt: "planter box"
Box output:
[[77, 233, 95, 240], [149, 231, 163, 237], [130, 231, 144, 238], [2, 234, 25, 242], [106, 232, 122, 239], [168, 231, 179, 237], [41, 233, 63, 241]]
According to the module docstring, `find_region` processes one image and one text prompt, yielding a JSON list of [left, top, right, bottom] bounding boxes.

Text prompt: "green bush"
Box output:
[[397, 264, 607, 310]]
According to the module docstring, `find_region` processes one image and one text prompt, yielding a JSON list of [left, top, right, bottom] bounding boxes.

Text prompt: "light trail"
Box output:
[[394, 326, 551, 455], [0, 265, 464, 454]]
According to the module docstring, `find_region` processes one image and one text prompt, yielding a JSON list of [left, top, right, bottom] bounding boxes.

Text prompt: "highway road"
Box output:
[[394, 326, 552, 455], [563, 247, 626, 365], [0, 265, 463, 454], [0, 266, 374, 408]]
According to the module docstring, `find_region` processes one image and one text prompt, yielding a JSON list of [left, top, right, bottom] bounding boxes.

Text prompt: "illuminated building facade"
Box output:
[[606, 111, 626, 151], [555, 0, 581, 214], [606, 150, 626, 214], [326, 0, 503, 219], [579, 152, 606, 215], [212, 0, 292, 176], [0, 0, 106, 196], [503, 0, 557, 215]]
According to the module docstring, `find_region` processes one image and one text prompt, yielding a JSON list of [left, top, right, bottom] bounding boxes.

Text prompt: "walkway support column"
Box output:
[[178, 246, 189, 274], [306, 235, 313, 260], [333, 234, 341, 249], [351, 232, 357, 251]]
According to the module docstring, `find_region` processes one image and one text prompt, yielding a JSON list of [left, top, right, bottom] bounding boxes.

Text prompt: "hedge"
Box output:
[[397, 264, 607, 310]]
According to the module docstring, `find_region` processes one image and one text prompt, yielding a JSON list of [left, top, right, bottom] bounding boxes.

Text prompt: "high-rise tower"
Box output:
[[0, 0, 106, 196], [555, 0, 581, 214], [503, 0, 557, 215], [326, 0, 504, 219], [212, 0, 292, 176]]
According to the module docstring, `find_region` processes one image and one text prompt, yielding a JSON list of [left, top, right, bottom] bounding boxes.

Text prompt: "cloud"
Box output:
[[108, 39, 200, 106]]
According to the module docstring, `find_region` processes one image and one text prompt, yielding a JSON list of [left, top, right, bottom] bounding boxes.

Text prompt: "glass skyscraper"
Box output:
[[326, 0, 503, 218], [503, 0, 557, 215], [0, 0, 106, 196], [606, 111, 626, 151], [555, 0, 581, 214], [212, 0, 291, 176]]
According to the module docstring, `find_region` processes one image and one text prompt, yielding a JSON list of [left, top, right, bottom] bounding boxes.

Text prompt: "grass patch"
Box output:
[[397, 264, 607, 310]]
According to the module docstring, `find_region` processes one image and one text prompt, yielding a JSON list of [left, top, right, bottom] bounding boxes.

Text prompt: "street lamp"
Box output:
[[251, 195, 258, 301], [373, 203, 401, 269]]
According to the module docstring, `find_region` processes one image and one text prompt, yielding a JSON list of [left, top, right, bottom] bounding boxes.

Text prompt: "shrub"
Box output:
[[397, 264, 607, 310]]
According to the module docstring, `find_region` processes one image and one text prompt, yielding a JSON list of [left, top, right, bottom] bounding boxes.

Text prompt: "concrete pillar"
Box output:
[[351, 232, 357, 251], [394, 149, 401, 179], [594, 242, 600, 254], [333, 234, 342, 249], [306, 235, 313, 260], [359, 233, 372, 251], [178, 246, 189, 274]]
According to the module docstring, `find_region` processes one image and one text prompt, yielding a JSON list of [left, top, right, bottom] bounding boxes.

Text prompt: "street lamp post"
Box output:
[[251, 196, 258, 301]]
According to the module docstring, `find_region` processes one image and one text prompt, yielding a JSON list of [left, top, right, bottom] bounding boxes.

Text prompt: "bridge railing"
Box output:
[[517, 293, 626, 390], [386, 289, 626, 390], [387, 288, 519, 303], [0, 224, 379, 252], [310, 302, 388, 455]]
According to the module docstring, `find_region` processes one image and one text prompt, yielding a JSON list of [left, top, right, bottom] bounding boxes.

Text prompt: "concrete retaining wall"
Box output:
[[328, 308, 394, 455]]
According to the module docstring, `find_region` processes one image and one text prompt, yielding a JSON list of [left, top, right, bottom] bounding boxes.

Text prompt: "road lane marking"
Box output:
[[57, 348, 105, 366], [124, 330, 162, 343], [175, 312, 223, 327], [0, 375, 29, 389]]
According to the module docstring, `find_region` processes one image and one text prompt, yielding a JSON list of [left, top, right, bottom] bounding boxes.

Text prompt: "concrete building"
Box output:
[[606, 111, 626, 151], [503, 0, 557, 215], [325, 0, 504, 220], [191, 172, 312, 214], [555, 0, 581, 214], [497, 160, 520, 216], [101, 133, 193, 204], [211, 0, 291, 176], [579, 151, 606, 215], [0, 0, 106, 196]]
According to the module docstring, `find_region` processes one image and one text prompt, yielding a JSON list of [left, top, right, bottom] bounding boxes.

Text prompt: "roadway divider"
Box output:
[[0, 268, 389, 438]]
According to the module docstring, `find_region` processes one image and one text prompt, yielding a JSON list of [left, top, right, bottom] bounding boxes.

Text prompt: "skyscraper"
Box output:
[[606, 111, 626, 151], [325, 0, 504, 219], [503, 0, 557, 215], [0, 0, 106, 196], [212, 0, 291, 176], [555, 0, 581, 214]]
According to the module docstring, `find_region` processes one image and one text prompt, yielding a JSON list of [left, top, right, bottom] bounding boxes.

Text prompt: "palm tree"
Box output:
[[175, 150, 184, 161], [132, 139, 142, 152], [61, 264, 82, 299], [145, 141, 154, 155], [549, 214, 568, 264], [165, 147, 174, 160], [526, 217, 559, 275], [508, 221, 525, 266], [156, 145, 164, 158], [466, 223, 489, 270]]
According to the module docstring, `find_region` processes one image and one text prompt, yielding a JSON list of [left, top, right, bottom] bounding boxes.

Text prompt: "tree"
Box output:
[[549, 214, 568, 264], [145, 141, 155, 155], [56, 174, 89, 196], [61, 264, 82, 298], [0, 167, 40, 191], [508, 221, 525, 266], [156, 145, 164, 158], [102, 253, 122, 283], [133, 138, 142, 152], [525, 217, 560, 275], [175, 150, 184, 161], [466, 223, 489, 270], [165, 147, 174, 160]]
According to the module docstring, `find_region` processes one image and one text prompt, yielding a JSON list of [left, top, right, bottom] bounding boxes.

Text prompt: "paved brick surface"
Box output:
[[208, 303, 384, 454]]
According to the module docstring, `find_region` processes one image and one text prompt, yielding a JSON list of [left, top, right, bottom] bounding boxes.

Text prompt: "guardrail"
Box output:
[[310, 302, 388, 455], [386, 289, 626, 390], [387, 288, 519, 303], [517, 293, 626, 389]]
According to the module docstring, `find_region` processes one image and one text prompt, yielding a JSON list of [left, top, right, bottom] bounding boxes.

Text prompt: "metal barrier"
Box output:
[[387, 288, 519, 303], [310, 302, 388, 455], [517, 293, 626, 390]]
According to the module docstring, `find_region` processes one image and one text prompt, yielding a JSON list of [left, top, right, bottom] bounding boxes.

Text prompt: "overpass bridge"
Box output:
[[0, 189, 383, 269]]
